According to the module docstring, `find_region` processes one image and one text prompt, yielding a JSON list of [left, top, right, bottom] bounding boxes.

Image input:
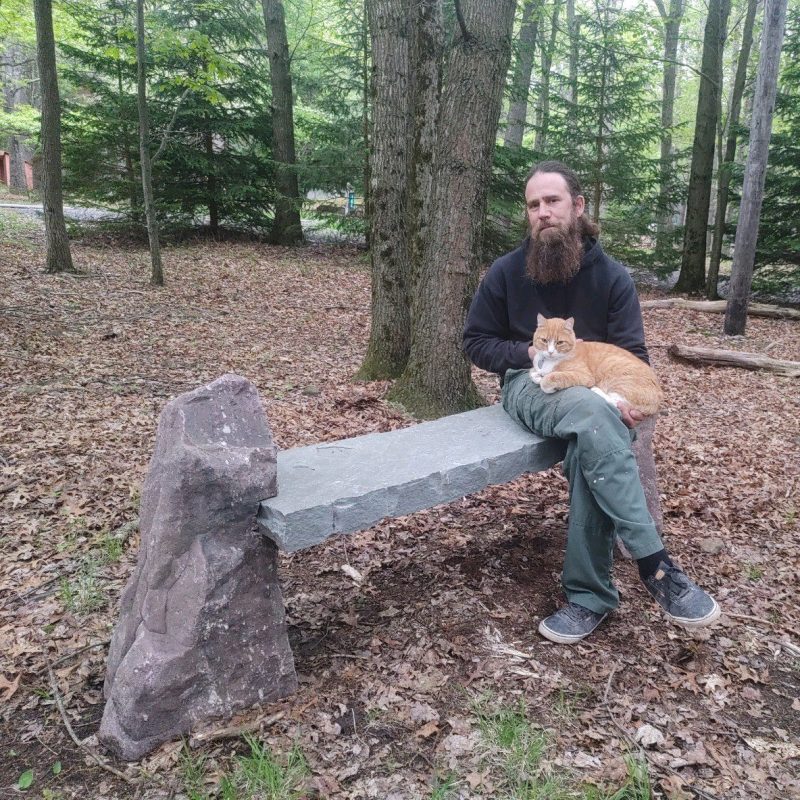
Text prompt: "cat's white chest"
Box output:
[[529, 351, 560, 384]]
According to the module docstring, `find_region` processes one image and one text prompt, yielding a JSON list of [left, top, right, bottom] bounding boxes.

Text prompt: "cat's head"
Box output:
[[532, 314, 577, 355]]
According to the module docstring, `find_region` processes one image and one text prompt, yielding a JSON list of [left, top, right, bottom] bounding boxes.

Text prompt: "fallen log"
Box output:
[[641, 298, 800, 320], [668, 344, 800, 376]]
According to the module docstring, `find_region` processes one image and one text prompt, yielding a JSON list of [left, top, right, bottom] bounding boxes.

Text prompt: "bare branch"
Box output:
[[454, 0, 474, 43], [151, 87, 190, 165]]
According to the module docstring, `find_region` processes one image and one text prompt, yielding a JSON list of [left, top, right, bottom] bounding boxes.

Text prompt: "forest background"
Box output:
[[1, 0, 799, 798]]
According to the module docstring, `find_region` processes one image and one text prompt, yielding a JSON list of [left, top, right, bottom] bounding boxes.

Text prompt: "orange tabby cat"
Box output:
[[529, 315, 662, 415]]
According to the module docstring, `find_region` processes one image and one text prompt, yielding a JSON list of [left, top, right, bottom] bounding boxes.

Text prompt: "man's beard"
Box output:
[[526, 215, 584, 285]]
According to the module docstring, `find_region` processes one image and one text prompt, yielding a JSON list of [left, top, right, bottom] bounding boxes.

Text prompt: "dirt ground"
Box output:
[[1, 222, 799, 799]]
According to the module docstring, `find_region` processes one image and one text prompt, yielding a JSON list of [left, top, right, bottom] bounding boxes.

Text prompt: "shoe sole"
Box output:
[[665, 598, 722, 628], [538, 613, 608, 644]]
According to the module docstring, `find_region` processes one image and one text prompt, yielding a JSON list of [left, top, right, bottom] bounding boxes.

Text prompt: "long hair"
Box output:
[[526, 160, 600, 238]]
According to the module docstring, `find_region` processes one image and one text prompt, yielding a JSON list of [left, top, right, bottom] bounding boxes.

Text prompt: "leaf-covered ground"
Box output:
[[1, 219, 799, 799]]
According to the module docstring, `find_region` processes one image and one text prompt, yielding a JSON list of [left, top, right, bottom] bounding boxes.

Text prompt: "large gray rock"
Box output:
[[100, 375, 296, 761]]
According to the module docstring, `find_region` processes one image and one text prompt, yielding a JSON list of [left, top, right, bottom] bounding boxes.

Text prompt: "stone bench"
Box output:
[[98, 374, 657, 760], [258, 403, 566, 553]]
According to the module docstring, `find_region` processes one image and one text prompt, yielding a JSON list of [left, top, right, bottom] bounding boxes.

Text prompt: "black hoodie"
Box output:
[[463, 236, 649, 379]]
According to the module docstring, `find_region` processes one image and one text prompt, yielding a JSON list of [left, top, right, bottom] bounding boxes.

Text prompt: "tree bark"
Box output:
[[408, 0, 443, 308], [668, 344, 800, 376], [135, 0, 163, 286], [706, 0, 758, 299], [567, 0, 578, 115], [358, 0, 413, 379], [724, 0, 788, 335], [533, 0, 562, 153], [3, 42, 35, 192], [33, 0, 74, 274], [262, 0, 304, 245], [653, 0, 685, 247], [390, 0, 517, 418], [674, 0, 731, 294], [361, 0, 371, 249], [503, 0, 540, 148], [205, 130, 219, 237]]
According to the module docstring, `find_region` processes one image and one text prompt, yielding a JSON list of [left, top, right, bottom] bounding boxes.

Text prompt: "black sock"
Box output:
[[637, 549, 672, 580]]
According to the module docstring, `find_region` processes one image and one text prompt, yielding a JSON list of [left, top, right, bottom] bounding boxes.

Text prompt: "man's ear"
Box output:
[[573, 194, 586, 217], [537, 313, 546, 327], [564, 317, 575, 330]]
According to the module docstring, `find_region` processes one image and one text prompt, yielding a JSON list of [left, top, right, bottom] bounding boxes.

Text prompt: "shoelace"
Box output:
[[565, 602, 600, 621]]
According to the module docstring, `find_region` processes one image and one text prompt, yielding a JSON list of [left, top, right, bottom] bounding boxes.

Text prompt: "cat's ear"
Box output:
[[564, 317, 575, 330], [536, 313, 546, 327]]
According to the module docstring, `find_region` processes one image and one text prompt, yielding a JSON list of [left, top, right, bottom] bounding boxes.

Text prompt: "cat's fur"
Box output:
[[529, 315, 662, 415]]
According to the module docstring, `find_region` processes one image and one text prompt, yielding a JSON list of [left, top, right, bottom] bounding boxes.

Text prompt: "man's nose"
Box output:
[[538, 205, 550, 218]]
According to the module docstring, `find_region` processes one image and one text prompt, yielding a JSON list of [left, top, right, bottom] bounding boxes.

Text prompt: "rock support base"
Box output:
[[99, 375, 296, 761]]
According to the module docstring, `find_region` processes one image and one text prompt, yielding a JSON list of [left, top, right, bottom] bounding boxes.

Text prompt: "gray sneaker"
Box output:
[[538, 602, 608, 644], [642, 562, 721, 628]]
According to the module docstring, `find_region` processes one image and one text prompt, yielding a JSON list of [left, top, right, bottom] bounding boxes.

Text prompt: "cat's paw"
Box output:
[[539, 379, 558, 394], [529, 369, 543, 384]]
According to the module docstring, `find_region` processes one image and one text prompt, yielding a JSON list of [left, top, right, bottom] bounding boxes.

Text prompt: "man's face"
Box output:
[[525, 171, 585, 240]]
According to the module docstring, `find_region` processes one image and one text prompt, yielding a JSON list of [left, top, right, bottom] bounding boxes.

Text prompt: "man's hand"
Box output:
[[617, 401, 645, 428]]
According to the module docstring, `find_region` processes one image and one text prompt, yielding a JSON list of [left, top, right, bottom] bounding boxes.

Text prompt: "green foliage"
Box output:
[[484, 143, 539, 261], [17, 769, 34, 790], [755, 8, 800, 268], [291, 0, 368, 196], [0, 105, 40, 139], [61, 0, 277, 234]]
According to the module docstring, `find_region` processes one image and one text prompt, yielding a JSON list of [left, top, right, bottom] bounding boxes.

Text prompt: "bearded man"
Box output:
[[463, 160, 720, 644]]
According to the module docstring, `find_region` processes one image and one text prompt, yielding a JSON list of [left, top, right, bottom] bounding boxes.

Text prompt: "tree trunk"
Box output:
[[706, 0, 758, 299], [361, 0, 371, 249], [503, 0, 540, 148], [654, 0, 685, 247], [533, 0, 562, 153], [33, 0, 74, 274], [408, 0, 443, 303], [205, 130, 219, 237], [262, 0, 304, 245], [390, 0, 517, 418], [567, 0, 578, 116], [135, 0, 163, 286], [3, 43, 35, 192], [724, 0, 787, 335], [675, 0, 731, 294], [358, 0, 413, 379]]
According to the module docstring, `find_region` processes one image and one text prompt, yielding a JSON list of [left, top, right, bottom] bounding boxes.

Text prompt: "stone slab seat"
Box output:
[[258, 404, 568, 552]]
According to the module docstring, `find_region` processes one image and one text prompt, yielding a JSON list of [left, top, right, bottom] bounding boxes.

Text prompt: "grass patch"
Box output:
[[475, 699, 570, 799], [0, 208, 40, 242], [59, 557, 106, 615], [181, 736, 309, 800], [220, 735, 308, 800]]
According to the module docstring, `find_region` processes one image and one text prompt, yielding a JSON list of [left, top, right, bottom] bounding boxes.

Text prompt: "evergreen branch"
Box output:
[[552, 17, 721, 89], [288, 0, 316, 68], [151, 87, 190, 165]]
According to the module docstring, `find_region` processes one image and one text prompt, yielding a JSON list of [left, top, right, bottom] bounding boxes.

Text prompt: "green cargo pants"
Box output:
[[501, 368, 665, 613]]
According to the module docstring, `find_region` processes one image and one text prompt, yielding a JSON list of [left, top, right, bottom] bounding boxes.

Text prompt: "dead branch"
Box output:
[[641, 298, 800, 320], [668, 344, 800, 376], [45, 652, 140, 785], [601, 662, 723, 800], [188, 711, 284, 748]]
